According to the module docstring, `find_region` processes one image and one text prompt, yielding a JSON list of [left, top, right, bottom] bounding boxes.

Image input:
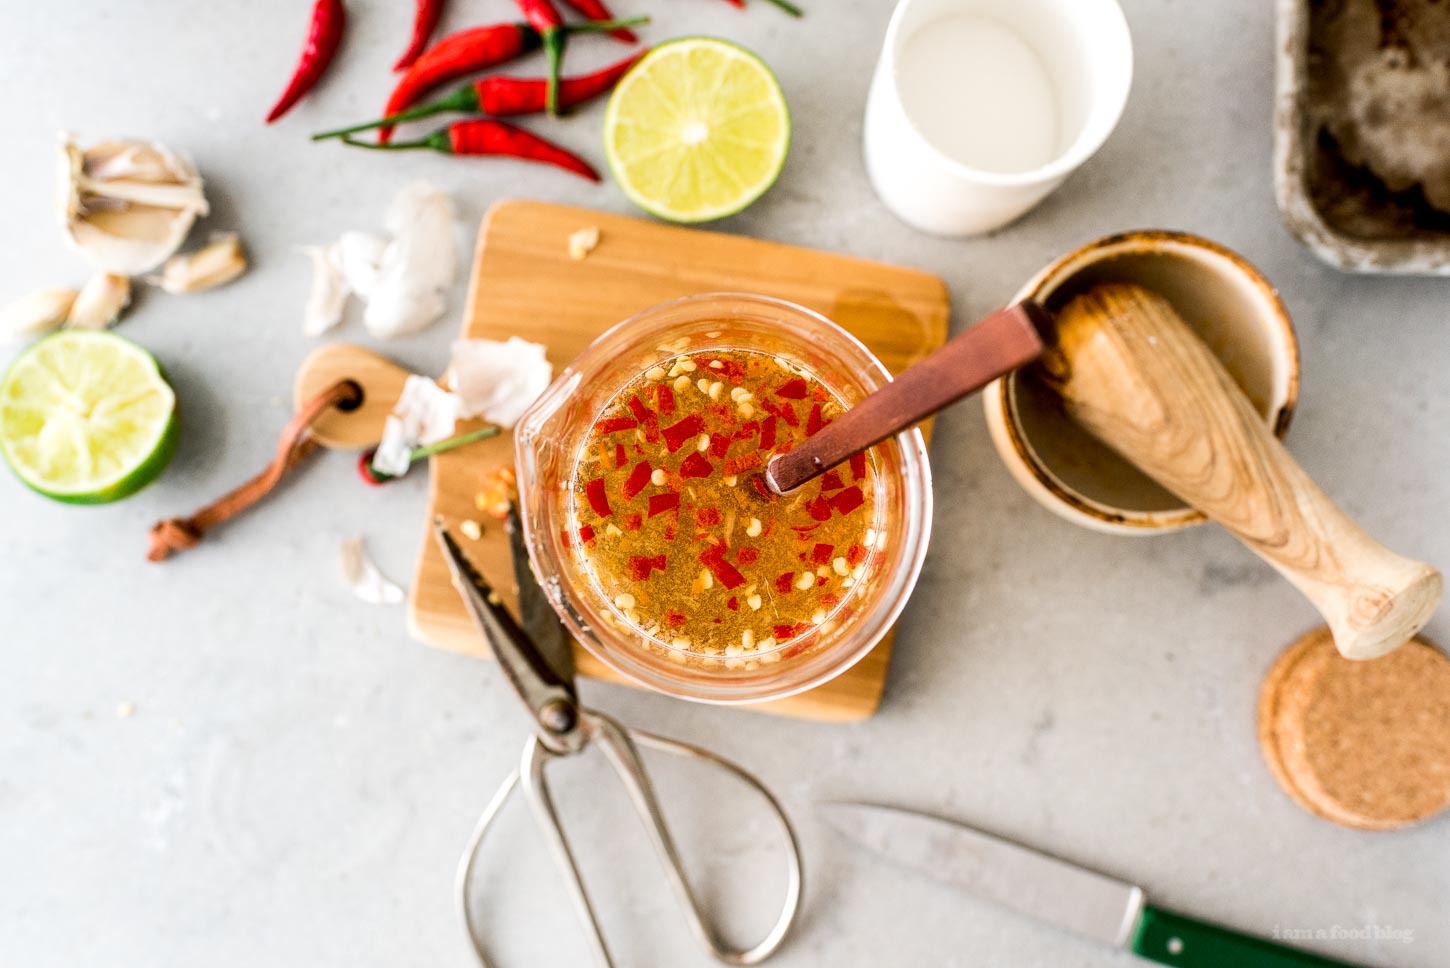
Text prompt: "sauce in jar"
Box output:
[[567, 348, 885, 663]]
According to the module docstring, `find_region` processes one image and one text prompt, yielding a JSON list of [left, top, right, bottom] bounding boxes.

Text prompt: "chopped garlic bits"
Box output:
[[59, 134, 208, 275], [568, 225, 600, 261], [447, 336, 552, 429]]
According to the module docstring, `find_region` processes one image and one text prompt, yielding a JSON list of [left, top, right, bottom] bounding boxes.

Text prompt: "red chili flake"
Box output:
[[811, 542, 834, 566], [850, 451, 867, 480], [664, 524, 677, 541], [626, 395, 660, 444], [622, 461, 652, 499], [655, 383, 676, 417], [648, 492, 680, 517], [820, 470, 845, 491], [713, 618, 723, 624], [629, 554, 666, 581], [776, 377, 809, 399], [797, 551, 808, 562], [821, 593, 841, 608], [709, 432, 732, 460], [614, 443, 627, 468], [791, 522, 822, 534], [585, 478, 611, 517], [560, 528, 571, 549], [727, 596, 739, 611], [695, 507, 722, 527], [594, 416, 638, 434], [759, 415, 777, 451], [718, 359, 746, 382], [807, 497, 833, 521], [734, 420, 759, 442], [817, 574, 829, 587], [831, 487, 865, 515], [723, 452, 763, 477], [761, 398, 799, 427], [662, 413, 705, 452], [775, 572, 795, 594], [666, 610, 687, 628], [792, 622, 814, 637], [812, 383, 831, 402], [774, 624, 797, 639], [578, 525, 596, 544], [847, 543, 868, 566], [679, 451, 714, 479], [625, 513, 643, 532], [736, 547, 759, 565], [751, 477, 778, 502], [699, 547, 746, 589], [806, 404, 828, 437]]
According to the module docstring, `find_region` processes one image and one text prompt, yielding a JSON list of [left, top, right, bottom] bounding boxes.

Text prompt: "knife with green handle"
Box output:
[[820, 803, 1367, 968]]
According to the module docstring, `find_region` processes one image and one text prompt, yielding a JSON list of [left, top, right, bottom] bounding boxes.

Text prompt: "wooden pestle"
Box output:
[[1039, 283, 1441, 660]]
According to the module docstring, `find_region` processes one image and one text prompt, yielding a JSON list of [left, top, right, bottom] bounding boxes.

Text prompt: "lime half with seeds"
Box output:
[[0, 330, 178, 504], [604, 37, 791, 223]]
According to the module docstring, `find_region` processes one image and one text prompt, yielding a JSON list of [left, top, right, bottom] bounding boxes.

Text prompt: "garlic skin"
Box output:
[[152, 233, 247, 294], [303, 245, 347, 336], [1, 288, 78, 343], [339, 536, 405, 605], [448, 337, 553, 429], [59, 134, 208, 275], [372, 375, 461, 477], [66, 273, 131, 330], [332, 231, 386, 299], [363, 181, 456, 339]]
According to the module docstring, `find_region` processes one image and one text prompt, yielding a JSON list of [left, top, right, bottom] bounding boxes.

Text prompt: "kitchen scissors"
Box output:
[[432, 512, 803, 968]]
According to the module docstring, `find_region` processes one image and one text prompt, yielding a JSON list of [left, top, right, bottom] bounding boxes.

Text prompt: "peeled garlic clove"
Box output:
[[66, 272, 131, 330], [1, 288, 78, 343], [153, 233, 246, 294], [59, 134, 209, 276]]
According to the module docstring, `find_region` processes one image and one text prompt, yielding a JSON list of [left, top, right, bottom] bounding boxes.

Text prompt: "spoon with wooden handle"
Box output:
[[765, 301, 1052, 493], [1039, 282, 1441, 661]]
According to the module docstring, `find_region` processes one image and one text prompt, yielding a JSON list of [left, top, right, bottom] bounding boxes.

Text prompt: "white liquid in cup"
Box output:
[[897, 15, 1061, 175]]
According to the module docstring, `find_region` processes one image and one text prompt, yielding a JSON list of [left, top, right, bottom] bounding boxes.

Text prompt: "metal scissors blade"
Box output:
[[432, 517, 580, 748], [506, 502, 574, 689]]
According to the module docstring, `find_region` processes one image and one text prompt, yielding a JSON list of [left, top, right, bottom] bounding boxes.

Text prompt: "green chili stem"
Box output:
[[566, 15, 649, 33], [311, 88, 475, 141], [761, 0, 803, 15], [340, 132, 448, 152], [408, 425, 501, 462]]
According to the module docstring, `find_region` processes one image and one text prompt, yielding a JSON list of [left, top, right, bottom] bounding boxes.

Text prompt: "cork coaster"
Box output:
[[1258, 627, 1450, 830]]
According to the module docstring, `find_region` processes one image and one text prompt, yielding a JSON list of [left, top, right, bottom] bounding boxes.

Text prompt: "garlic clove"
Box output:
[[303, 244, 347, 336], [1, 288, 78, 343], [59, 134, 208, 276], [152, 233, 247, 294], [65, 272, 132, 330]]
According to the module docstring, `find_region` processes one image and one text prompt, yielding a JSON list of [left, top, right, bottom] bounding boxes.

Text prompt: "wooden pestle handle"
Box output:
[[766, 302, 1051, 493], [1040, 283, 1440, 660]]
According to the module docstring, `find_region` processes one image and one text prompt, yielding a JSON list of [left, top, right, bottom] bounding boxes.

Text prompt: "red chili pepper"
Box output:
[[830, 487, 864, 515], [515, 0, 568, 116], [578, 524, 596, 544], [699, 546, 746, 590], [648, 492, 680, 517], [394, 0, 446, 71], [811, 543, 834, 566], [846, 543, 868, 567], [586, 477, 612, 516], [662, 413, 705, 452], [849, 451, 867, 480], [342, 119, 601, 182], [267, 0, 346, 123], [356, 426, 500, 486], [806, 403, 828, 436], [775, 572, 794, 594], [759, 415, 777, 451], [820, 470, 844, 491], [315, 51, 646, 141], [622, 460, 653, 499], [626, 394, 660, 443], [736, 547, 759, 565], [679, 452, 714, 479], [374, 17, 645, 142], [559, 0, 637, 41], [629, 554, 667, 580], [775, 377, 809, 399], [655, 383, 676, 416], [594, 415, 638, 434]]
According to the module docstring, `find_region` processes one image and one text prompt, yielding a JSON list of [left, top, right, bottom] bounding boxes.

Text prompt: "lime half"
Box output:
[[0, 330, 178, 504], [605, 37, 791, 223]]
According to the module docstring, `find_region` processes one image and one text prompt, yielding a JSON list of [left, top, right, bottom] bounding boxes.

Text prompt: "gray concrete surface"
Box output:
[[2, 1, 1446, 965]]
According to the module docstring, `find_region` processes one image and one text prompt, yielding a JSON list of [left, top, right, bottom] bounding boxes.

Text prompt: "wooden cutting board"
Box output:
[[410, 199, 948, 720]]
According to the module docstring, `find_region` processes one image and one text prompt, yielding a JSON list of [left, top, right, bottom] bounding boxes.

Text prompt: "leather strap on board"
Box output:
[[146, 379, 362, 562]]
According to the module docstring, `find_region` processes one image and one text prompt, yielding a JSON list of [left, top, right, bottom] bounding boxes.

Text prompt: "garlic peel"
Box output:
[[59, 135, 208, 275], [340, 536, 405, 605], [447, 337, 553, 429], [303, 245, 347, 336], [66, 273, 131, 330], [1, 288, 78, 343], [152, 233, 247, 294], [372, 375, 461, 477]]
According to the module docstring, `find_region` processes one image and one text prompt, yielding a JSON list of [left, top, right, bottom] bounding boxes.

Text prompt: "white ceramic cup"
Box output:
[[863, 0, 1133, 236]]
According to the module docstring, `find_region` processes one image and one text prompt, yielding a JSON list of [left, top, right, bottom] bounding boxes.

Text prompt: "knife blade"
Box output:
[[820, 802, 1366, 968], [506, 502, 574, 691]]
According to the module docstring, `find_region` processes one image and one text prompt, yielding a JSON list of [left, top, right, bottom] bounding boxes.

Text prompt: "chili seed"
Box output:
[[697, 434, 710, 452], [680, 360, 697, 372], [746, 517, 763, 537], [852, 564, 865, 579], [811, 608, 828, 624], [795, 572, 814, 591], [701, 568, 714, 590], [673, 374, 690, 392], [864, 527, 877, 548], [725, 475, 738, 487], [614, 592, 636, 609], [761, 650, 781, 664], [842, 578, 855, 588], [667, 650, 687, 664], [875, 531, 889, 549], [646, 366, 667, 381], [605, 524, 623, 537], [742, 628, 755, 650], [708, 381, 724, 400], [833, 557, 849, 576], [747, 594, 763, 610], [697, 378, 711, 393], [816, 565, 830, 578], [738, 403, 755, 418], [650, 468, 668, 486], [460, 519, 483, 541], [672, 636, 692, 649], [725, 644, 743, 656]]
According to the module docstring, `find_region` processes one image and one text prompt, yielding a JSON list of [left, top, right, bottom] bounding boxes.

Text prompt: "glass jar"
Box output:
[[514, 293, 933, 703]]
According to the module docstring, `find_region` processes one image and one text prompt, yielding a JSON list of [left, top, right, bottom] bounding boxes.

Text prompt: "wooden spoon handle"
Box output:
[[766, 302, 1050, 493], [1044, 284, 1441, 660]]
